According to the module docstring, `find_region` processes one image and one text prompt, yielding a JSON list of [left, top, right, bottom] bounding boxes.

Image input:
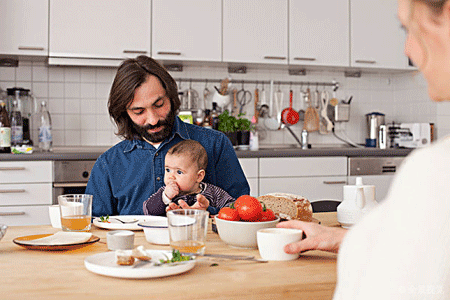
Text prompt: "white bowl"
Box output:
[[214, 215, 279, 249], [138, 217, 169, 245]]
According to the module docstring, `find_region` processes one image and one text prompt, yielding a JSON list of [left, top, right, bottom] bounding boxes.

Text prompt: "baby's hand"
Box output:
[[190, 194, 210, 210], [164, 181, 179, 200]]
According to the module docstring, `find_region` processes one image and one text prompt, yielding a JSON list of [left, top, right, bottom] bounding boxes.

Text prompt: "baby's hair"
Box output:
[[167, 140, 208, 170]]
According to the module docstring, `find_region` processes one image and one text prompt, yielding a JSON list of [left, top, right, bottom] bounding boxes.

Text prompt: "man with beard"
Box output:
[[86, 56, 250, 217]]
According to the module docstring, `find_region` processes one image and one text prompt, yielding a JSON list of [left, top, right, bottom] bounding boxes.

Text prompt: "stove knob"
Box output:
[[82, 171, 89, 178]]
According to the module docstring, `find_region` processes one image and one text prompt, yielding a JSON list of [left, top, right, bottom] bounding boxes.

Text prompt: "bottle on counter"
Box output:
[[203, 109, 212, 129], [38, 101, 52, 152], [211, 102, 220, 130], [0, 101, 11, 153], [10, 100, 23, 146]]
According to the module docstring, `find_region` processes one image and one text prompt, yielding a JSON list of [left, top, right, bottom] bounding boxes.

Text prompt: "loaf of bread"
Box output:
[[258, 193, 313, 222]]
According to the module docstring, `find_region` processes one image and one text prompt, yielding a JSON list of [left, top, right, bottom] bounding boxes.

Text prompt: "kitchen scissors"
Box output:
[[237, 82, 252, 114]]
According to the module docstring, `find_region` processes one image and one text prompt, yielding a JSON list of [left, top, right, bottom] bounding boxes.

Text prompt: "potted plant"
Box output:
[[218, 110, 239, 146], [236, 113, 253, 147]]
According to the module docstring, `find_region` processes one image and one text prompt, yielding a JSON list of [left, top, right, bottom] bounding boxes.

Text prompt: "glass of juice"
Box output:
[[58, 194, 92, 232], [167, 209, 209, 255]]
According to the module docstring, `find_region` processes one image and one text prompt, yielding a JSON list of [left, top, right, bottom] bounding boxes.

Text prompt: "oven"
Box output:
[[53, 160, 96, 204]]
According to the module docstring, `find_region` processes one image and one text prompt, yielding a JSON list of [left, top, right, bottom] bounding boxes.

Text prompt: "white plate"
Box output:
[[84, 250, 196, 279], [93, 215, 160, 230]]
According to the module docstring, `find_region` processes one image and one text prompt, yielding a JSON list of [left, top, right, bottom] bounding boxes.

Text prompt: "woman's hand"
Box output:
[[277, 220, 347, 254], [165, 194, 210, 212]]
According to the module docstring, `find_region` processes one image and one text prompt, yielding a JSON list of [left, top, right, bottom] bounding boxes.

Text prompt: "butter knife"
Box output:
[[181, 252, 268, 263]]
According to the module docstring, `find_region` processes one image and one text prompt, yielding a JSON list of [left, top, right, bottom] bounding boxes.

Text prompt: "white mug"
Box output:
[[257, 228, 303, 261], [48, 205, 61, 228]]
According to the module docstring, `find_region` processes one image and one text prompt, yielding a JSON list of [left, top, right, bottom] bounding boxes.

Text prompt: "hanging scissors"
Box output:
[[236, 81, 252, 114]]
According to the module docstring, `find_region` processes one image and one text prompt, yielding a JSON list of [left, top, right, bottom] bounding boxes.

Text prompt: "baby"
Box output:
[[143, 139, 235, 216]]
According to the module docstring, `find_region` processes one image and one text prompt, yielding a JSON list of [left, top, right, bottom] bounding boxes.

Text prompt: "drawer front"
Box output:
[[0, 205, 51, 226], [239, 158, 258, 178], [259, 176, 347, 201], [0, 183, 53, 206], [0, 161, 53, 183], [260, 157, 347, 177]]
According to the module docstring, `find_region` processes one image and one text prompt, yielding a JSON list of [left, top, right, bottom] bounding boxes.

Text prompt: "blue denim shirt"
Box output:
[[86, 117, 250, 216]]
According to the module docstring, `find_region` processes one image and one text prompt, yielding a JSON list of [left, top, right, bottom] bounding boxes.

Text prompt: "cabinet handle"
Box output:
[[0, 212, 26, 216], [0, 167, 26, 171], [157, 51, 181, 56], [123, 50, 148, 54], [0, 189, 26, 193], [355, 60, 376, 64], [323, 181, 347, 185], [294, 57, 316, 61], [264, 56, 286, 60], [18, 46, 45, 51], [53, 183, 87, 188]]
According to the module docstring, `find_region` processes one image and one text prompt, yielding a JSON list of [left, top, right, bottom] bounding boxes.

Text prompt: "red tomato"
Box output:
[[235, 195, 262, 222], [218, 207, 240, 221], [260, 208, 276, 222]]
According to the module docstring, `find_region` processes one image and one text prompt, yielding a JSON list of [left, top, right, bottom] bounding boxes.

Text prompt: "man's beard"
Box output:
[[133, 109, 175, 143]]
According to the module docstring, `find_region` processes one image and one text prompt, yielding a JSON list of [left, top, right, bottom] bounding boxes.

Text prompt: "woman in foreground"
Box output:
[[279, 0, 450, 298]]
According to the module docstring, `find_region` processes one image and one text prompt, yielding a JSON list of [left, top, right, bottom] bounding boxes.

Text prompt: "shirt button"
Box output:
[[155, 153, 159, 157], [156, 177, 161, 181]]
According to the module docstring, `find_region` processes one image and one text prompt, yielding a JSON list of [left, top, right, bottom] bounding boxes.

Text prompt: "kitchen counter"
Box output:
[[1, 212, 339, 300], [0, 146, 413, 161]]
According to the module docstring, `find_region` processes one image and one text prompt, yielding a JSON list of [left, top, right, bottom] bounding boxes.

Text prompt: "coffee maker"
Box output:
[[365, 112, 385, 148], [6, 87, 38, 145]]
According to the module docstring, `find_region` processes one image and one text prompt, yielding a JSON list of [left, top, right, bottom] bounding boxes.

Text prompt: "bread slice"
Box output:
[[258, 193, 313, 222]]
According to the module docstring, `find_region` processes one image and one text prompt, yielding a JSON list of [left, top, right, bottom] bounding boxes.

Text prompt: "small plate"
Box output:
[[13, 234, 100, 251], [84, 250, 196, 279], [93, 215, 156, 230]]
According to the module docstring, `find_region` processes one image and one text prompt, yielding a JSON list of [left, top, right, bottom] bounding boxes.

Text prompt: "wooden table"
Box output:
[[0, 213, 339, 300]]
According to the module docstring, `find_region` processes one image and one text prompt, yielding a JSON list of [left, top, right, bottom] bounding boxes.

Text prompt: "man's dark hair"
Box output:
[[167, 140, 208, 171], [108, 55, 181, 140]]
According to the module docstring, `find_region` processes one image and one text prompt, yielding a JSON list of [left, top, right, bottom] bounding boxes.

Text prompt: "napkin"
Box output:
[[19, 231, 92, 246]]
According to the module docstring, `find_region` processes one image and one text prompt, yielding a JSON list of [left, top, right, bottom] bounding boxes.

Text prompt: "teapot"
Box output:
[[337, 177, 378, 228]]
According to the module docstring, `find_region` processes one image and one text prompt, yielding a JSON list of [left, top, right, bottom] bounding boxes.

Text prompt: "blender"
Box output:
[[6, 88, 38, 146]]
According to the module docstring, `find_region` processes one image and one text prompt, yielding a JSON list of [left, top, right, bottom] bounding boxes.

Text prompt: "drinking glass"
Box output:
[[167, 209, 209, 255], [58, 194, 92, 232]]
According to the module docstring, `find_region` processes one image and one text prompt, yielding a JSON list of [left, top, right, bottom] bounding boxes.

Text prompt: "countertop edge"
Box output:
[[0, 148, 414, 161]]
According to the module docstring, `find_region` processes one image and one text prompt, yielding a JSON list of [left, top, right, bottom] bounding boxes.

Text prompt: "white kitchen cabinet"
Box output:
[[351, 0, 410, 69], [0, 161, 53, 226], [239, 158, 258, 197], [152, 0, 221, 62], [289, 0, 349, 67], [0, 0, 48, 57], [259, 157, 347, 201], [49, 0, 150, 66], [223, 0, 288, 65]]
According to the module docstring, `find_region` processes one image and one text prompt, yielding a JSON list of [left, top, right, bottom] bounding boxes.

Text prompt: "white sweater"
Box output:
[[333, 137, 450, 299]]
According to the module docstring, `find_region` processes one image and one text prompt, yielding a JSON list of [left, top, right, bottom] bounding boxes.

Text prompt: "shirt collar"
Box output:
[[123, 116, 190, 153]]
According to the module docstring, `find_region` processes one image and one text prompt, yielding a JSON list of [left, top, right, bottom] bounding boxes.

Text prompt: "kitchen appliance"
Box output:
[[5, 88, 38, 145], [53, 160, 96, 205], [388, 123, 431, 148], [365, 112, 385, 147]]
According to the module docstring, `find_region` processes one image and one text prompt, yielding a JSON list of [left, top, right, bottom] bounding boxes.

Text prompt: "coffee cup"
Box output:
[[257, 228, 303, 261], [107, 230, 135, 250], [48, 205, 62, 228]]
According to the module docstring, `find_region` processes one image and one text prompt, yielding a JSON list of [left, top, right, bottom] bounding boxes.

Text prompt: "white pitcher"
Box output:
[[337, 177, 378, 228]]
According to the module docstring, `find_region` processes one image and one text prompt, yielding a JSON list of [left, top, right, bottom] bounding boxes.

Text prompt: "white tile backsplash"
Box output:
[[1, 61, 447, 147]]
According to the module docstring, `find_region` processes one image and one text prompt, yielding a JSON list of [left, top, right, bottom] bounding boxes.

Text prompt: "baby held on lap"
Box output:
[[143, 140, 235, 216]]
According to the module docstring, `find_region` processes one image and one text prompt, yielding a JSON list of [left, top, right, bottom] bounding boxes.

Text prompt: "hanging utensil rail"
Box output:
[[174, 78, 339, 91]]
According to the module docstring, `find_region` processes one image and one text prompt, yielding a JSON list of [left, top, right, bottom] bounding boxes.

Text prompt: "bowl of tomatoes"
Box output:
[[215, 195, 279, 249]]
